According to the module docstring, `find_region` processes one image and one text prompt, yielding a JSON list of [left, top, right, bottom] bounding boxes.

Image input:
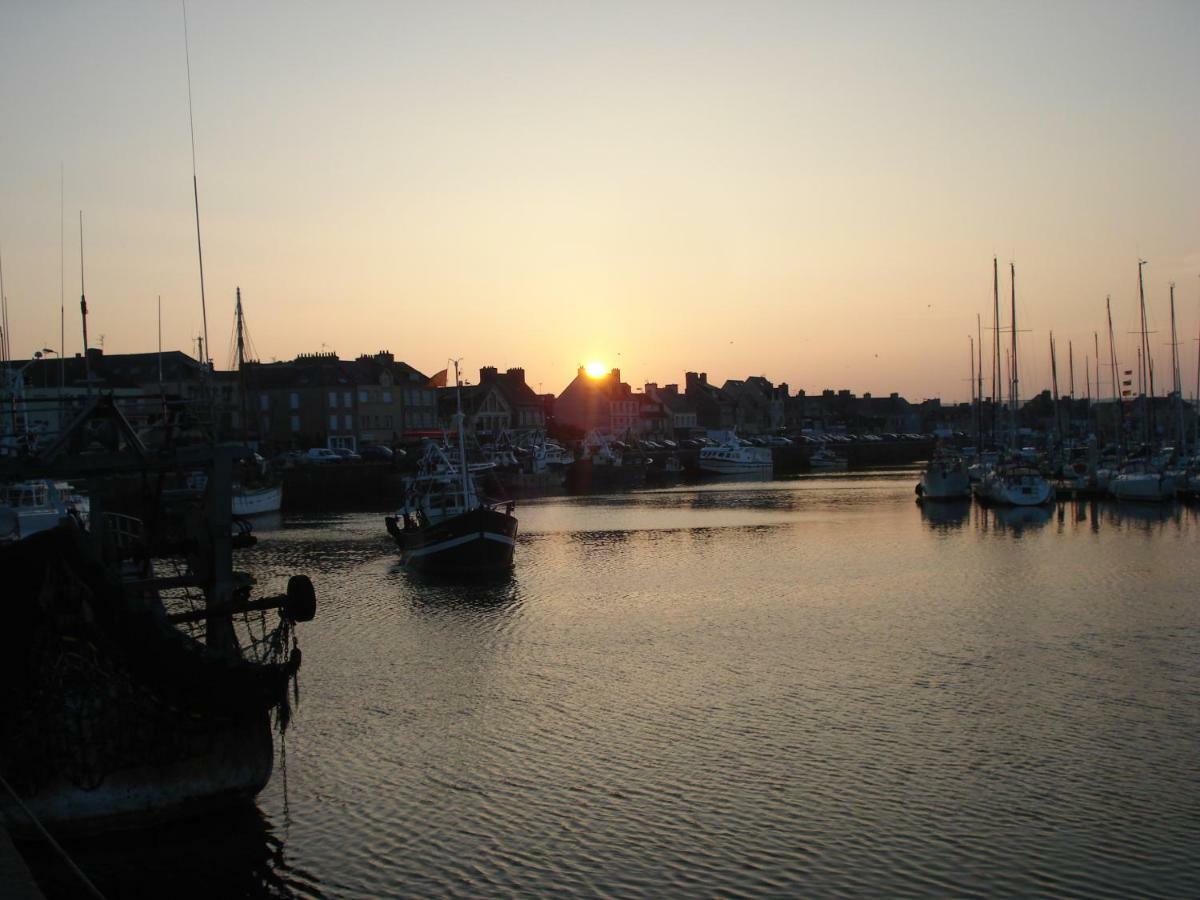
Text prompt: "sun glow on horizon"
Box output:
[[584, 361, 608, 379]]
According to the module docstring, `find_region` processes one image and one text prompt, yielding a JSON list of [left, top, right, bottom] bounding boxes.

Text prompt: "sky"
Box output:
[[1, 0, 1198, 402]]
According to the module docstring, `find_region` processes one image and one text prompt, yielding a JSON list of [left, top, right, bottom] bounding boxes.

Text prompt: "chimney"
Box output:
[[610, 368, 620, 383], [479, 366, 498, 383], [664, 384, 678, 395], [686, 372, 700, 390], [505, 367, 525, 385], [700, 372, 708, 385]]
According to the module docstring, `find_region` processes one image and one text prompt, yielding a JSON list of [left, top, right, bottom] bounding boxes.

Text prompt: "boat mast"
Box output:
[[1106, 295, 1121, 453], [1137, 260, 1154, 446], [235, 287, 252, 442], [1050, 332, 1061, 449], [969, 333, 977, 447], [60, 164, 66, 390], [453, 359, 471, 505], [0, 242, 9, 364], [79, 211, 91, 394], [1010, 262, 1018, 449], [976, 313, 984, 448], [1068, 340, 1075, 400], [1169, 282, 1183, 451], [183, 0, 210, 370], [991, 256, 1000, 446]]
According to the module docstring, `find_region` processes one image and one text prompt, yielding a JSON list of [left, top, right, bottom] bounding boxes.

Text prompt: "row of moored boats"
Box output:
[[918, 446, 1200, 505]]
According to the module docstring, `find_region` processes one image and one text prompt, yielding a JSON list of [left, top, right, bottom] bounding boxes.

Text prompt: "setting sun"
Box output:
[[584, 361, 607, 378]]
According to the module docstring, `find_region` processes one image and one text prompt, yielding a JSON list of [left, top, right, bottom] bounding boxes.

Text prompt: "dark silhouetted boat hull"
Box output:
[[386, 505, 517, 575]]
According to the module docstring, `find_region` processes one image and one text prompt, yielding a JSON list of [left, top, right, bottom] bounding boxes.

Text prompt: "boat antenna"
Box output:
[[79, 210, 91, 394], [183, 0, 210, 369]]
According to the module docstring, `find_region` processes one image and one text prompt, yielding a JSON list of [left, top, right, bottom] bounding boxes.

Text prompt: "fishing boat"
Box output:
[[916, 450, 971, 500], [0, 395, 316, 834], [0, 479, 89, 541], [384, 362, 517, 575], [564, 431, 647, 492], [232, 482, 283, 516], [698, 433, 773, 475], [229, 288, 283, 515]]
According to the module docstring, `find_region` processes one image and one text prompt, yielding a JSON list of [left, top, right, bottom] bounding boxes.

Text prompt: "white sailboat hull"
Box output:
[[919, 467, 971, 500], [232, 485, 283, 516], [974, 471, 1053, 506], [1109, 473, 1175, 502]]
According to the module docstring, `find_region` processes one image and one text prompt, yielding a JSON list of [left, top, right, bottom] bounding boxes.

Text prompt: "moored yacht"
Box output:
[[698, 434, 773, 475], [1108, 461, 1176, 502], [973, 461, 1053, 506], [916, 451, 971, 500]]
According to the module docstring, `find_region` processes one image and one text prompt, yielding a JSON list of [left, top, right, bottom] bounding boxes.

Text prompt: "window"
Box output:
[[290, 392, 299, 410], [343, 414, 352, 430], [328, 392, 337, 408], [329, 414, 338, 431], [361, 416, 370, 429], [382, 390, 392, 404], [359, 390, 368, 403], [260, 395, 269, 411], [384, 415, 393, 428], [343, 392, 352, 408], [290, 415, 300, 432]]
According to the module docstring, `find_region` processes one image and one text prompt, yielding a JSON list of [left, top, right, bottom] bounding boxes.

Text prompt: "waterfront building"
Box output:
[[684, 372, 736, 431], [644, 383, 698, 436], [243, 351, 433, 452], [437, 366, 546, 438]]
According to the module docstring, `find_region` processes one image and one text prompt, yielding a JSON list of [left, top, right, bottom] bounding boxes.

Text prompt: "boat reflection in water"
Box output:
[[16, 805, 320, 899], [981, 503, 1053, 535], [919, 498, 971, 531]]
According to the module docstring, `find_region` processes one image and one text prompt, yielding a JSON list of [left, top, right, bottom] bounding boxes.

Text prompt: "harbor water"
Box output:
[[27, 469, 1200, 897]]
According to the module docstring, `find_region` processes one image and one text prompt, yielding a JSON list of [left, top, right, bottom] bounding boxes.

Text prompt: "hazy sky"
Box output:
[[2, 1, 1198, 401]]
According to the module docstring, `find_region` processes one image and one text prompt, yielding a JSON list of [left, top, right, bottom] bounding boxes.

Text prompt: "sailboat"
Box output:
[[230, 288, 282, 516], [973, 261, 1053, 507], [1109, 262, 1175, 502], [384, 361, 518, 575]]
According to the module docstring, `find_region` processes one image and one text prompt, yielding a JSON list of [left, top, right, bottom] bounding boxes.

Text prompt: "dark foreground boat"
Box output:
[[0, 395, 316, 835], [384, 361, 517, 576]]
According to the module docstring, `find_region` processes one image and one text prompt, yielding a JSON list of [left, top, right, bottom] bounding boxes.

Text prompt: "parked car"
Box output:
[[332, 447, 362, 462], [359, 444, 395, 462], [304, 447, 340, 464]]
